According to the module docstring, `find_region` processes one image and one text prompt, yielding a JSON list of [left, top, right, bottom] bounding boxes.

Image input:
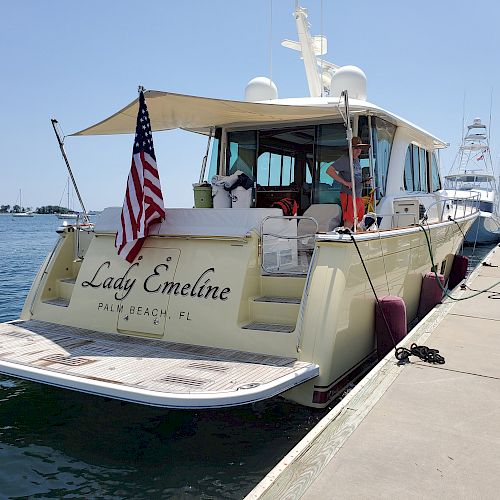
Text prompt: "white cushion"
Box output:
[[94, 207, 284, 238]]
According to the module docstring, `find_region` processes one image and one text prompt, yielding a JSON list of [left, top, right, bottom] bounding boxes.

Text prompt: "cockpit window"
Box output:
[[227, 130, 257, 179], [371, 117, 396, 198]]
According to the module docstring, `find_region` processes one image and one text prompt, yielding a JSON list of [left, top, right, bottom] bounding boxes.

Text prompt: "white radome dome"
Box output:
[[330, 65, 367, 101], [244, 77, 278, 102]]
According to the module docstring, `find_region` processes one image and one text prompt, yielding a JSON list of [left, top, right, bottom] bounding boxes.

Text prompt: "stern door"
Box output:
[[116, 247, 180, 337]]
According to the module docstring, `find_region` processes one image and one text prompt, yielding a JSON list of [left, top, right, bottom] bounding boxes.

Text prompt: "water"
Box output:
[[0, 215, 496, 499], [0, 215, 326, 499]]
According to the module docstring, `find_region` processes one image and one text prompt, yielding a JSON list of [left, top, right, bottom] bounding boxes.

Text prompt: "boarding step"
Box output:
[[250, 297, 300, 324], [255, 296, 301, 304], [72, 259, 83, 275], [0, 320, 318, 408], [58, 278, 76, 300], [260, 275, 306, 299], [242, 322, 296, 333], [42, 297, 70, 307]]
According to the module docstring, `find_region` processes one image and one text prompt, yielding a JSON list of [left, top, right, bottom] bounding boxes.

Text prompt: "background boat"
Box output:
[[11, 189, 34, 218], [55, 177, 78, 220], [445, 118, 500, 244]]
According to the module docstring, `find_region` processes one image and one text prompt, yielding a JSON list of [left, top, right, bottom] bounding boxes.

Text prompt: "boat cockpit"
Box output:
[[205, 115, 398, 218]]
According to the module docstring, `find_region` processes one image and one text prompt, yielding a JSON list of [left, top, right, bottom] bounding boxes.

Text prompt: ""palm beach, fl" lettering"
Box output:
[[81, 261, 230, 301]]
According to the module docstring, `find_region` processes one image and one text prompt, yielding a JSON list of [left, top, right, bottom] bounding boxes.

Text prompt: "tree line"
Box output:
[[0, 205, 76, 214]]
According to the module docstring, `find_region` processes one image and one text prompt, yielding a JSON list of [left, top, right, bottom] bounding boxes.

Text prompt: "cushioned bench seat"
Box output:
[[94, 207, 286, 238]]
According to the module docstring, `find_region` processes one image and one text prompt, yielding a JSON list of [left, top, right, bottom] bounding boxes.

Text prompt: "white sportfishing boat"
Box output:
[[445, 118, 500, 244], [0, 6, 478, 408]]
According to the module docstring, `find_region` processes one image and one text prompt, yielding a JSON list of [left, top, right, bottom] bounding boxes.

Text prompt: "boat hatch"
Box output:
[[0, 320, 318, 408]]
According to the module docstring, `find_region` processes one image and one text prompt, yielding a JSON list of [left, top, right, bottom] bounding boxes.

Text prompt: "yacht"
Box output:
[[0, 6, 478, 409], [445, 118, 500, 244], [11, 189, 34, 218], [56, 177, 79, 220], [57, 213, 79, 220]]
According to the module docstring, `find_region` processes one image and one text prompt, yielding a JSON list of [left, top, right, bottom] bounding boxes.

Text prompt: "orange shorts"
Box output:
[[340, 192, 365, 227]]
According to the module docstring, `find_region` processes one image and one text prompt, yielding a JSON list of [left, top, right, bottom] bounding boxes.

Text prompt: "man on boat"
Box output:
[[326, 136, 370, 230]]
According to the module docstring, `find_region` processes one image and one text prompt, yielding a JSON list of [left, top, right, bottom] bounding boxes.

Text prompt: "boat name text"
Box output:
[[82, 261, 231, 301]]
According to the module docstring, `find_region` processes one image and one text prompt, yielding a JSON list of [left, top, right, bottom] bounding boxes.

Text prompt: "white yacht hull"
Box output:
[[465, 212, 500, 244], [0, 209, 475, 408]]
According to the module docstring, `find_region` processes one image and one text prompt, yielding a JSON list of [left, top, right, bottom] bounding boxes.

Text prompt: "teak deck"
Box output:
[[0, 320, 318, 408]]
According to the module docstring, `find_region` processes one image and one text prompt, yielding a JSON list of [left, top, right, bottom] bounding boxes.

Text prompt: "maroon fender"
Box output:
[[418, 272, 445, 320], [375, 295, 407, 360], [448, 255, 469, 290]]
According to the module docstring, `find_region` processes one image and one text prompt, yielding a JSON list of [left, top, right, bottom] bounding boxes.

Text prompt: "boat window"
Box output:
[[430, 152, 441, 191], [419, 147, 428, 192], [255, 126, 313, 211], [205, 128, 222, 182], [227, 130, 257, 179], [313, 123, 348, 204], [371, 117, 396, 198], [257, 152, 295, 186], [404, 146, 414, 190], [412, 145, 421, 191]]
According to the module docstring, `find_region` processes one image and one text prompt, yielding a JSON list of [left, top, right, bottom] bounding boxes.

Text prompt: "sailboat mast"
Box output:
[[51, 119, 90, 224]]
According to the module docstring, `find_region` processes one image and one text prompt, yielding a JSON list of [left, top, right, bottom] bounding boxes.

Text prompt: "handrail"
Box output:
[[259, 215, 319, 274], [422, 192, 481, 222], [260, 215, 319, 241], [75, 213, 94, 260]]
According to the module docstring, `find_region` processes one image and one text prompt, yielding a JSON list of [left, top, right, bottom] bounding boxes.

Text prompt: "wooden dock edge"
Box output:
[[245, 247, 498, 500]]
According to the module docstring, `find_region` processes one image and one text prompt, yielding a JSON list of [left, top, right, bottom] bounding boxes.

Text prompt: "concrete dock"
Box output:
[[247, 246, 500, 499]]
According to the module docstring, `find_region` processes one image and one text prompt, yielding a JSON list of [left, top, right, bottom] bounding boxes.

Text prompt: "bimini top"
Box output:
[[71, 90, 447, 148]]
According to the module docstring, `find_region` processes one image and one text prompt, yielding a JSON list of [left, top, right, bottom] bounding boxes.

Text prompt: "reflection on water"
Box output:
[[0, 376, 326, 499]]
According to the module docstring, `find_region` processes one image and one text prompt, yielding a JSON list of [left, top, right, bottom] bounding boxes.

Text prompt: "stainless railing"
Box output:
[[375, 192, 481, 229], [74, 213, 95, 260], [423, 192, 481, 223], [259, 215, 319, 275]]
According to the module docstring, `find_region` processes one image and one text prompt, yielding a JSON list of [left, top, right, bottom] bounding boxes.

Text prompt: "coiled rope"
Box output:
[[347, 230, 444, 365]]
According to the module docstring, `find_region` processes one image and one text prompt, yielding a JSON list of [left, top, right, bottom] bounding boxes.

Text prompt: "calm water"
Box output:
[[0, 215, 494, 499], [0, 215, 327, 499]]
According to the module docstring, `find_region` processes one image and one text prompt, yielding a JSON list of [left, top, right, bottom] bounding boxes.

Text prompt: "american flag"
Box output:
[[115, 90, 165, 263]]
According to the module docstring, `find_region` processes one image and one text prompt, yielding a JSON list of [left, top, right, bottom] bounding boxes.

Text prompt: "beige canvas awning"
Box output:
[[71, 91, 339, 136], [71, 90, 448, 148]]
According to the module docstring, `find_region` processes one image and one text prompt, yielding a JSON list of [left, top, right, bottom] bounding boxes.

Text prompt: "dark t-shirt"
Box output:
[[333, 156, 363, 197]]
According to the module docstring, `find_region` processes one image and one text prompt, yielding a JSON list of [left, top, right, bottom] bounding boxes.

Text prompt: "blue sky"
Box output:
[[2, 0, 499, 211]]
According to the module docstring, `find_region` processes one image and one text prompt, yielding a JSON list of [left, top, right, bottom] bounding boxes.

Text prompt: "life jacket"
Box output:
[[271, 198, 298, 216]]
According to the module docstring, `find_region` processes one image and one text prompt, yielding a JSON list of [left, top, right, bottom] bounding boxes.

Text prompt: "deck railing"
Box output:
[[260, 215, 318, 275]]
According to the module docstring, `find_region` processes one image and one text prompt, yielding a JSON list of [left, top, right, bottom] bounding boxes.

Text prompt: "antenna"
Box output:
[[461, 91, 466, 141], [320, 0, 324, 97], [269, 0, 273, 87], [51, 119, 90, 225], [488, 88, 493, 144]]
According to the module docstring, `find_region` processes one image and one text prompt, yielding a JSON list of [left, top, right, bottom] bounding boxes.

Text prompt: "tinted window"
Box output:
[[404, 146, 413, 190], [314, 123, 348, 204], [371, 117, 396, 197], [412, 145, 421, 191], [205, 128, 221, 182], [257, 152, 295, 187], [227, 130, 257, 179], [419, 147, 428, 192], [430, 152, 441, 191]]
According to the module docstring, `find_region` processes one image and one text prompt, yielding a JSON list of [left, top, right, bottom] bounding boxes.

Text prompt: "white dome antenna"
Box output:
[[330, 66, 367, 101], [244, 77, 278, 102]]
